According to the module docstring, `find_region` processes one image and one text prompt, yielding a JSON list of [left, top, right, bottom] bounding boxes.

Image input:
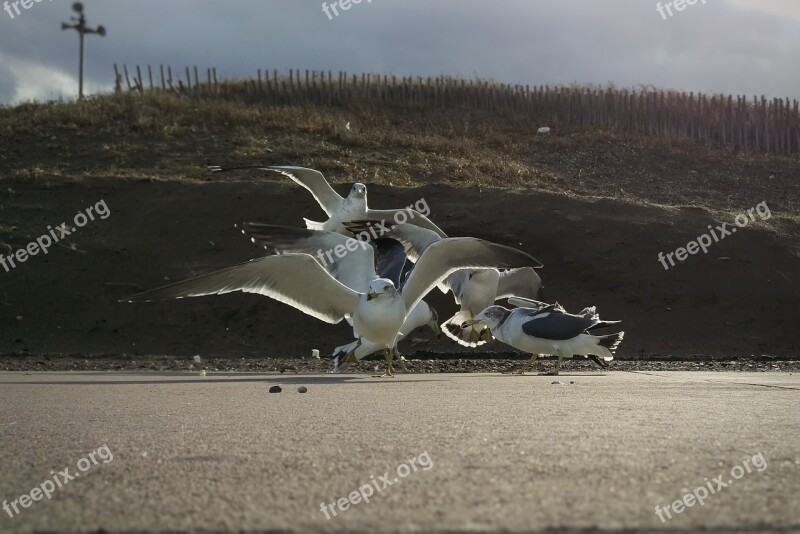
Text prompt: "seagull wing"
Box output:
[[344, 220, 469, 298], [363, 209, 448, 238], [237, 223, 377, 292], [211, 165, 343, 216], [122, 254, 360, 324], [373, 238, 407, 288], [343, 222, 442, 263], [496, 267, 543, 300], [401, 238, 541, 312], [267, 166, 344, 216], [442, 269, 470, 301], [507, 297, 564, 313], [521, 310, 597, 340]]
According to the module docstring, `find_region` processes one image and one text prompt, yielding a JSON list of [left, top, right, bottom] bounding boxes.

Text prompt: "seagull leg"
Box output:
[[539, 352, 563, 376], [553, 353, 563, 375], [519, 354, 539, 374], [342, 337, 363, 364], [381, 348, 395, 378], [392, 347, 409, 373]]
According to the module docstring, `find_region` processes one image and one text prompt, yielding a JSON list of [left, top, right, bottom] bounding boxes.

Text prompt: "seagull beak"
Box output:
[[367, 292, 377, 301], [461, 319, 481, 328]]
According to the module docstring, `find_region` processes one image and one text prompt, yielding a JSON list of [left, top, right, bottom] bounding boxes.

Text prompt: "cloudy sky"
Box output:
[[0, 0, 798, 104]]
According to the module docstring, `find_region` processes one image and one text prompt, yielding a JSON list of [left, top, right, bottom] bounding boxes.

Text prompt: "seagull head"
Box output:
[[462, 305, 511, 330], [349, 183, 367, 200], [366, 278, 396, 301]]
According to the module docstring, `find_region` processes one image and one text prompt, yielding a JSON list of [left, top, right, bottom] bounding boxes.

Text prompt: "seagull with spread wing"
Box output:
[[208, 165, 446, 237], [344, 221, 544, 348], [463, 303, 624, 375], [236, 222, 441, 372], [123, 231, 538, 376]]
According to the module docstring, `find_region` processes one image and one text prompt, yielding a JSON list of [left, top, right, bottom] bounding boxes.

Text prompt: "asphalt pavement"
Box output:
[[1, 371, 798, 533]]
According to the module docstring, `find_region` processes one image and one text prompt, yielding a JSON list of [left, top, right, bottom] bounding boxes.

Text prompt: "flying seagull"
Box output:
[[123, 236, 539, 377], [208, 165, 446, 237], [344, 221, 543, 347], [463, 304, 623, 375]]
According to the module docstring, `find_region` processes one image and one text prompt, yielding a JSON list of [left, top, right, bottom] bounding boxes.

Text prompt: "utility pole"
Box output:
[[61, 2, 106, 100]]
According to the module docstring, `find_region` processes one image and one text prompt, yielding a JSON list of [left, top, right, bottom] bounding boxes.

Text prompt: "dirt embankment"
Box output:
[[1, 176, 798, 360]]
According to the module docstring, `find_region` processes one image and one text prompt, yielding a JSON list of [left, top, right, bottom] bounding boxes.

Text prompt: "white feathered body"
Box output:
[[459, 269, 500, 314], [308, 195, 367, 234], [352, 292, 407, 348], [334, 301, 433, 363], [494, 309, 615, 361]]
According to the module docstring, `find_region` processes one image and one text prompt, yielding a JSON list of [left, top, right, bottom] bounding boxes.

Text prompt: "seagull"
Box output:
[[463, 304, 623, 375], [331, 300, 441, 373], [237, 222, 438, 371], [344, 221, 543, 347], [123, 234, 539, 377], [208, 165, 446, 237]]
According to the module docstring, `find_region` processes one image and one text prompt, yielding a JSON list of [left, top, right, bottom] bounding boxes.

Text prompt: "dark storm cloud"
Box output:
[[0, 0, 798, 104]]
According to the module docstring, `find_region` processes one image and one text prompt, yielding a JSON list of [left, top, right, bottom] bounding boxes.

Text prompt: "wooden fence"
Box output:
[[113, 64, 800, 155]]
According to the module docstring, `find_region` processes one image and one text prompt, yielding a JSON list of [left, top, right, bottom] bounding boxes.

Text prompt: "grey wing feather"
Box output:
[[442, 269, 469, 301], [496, 267, 543, 299], [343, 221, 442, 263], [211, 166, 343, 216], [401, 238, 541, 312], [521, 310, 597, 340], [237, 223, 376, 292], [508, 297, 565, 313], [268, 166, 343, 217], [122, 254, 360, 324], [373, 238, 407, 288], [363, 209, 448, 239]]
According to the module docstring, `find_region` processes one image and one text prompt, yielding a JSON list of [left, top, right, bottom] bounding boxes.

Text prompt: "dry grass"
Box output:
[[0, 91, 798, 220]]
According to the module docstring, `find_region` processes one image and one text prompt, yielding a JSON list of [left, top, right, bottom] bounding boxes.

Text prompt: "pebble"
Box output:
[[268, 385, 282, 393], [551, 381, 562, 385], [297, 386, 308, 393]]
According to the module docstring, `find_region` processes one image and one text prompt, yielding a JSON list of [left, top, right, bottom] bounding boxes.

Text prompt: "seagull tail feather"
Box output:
[[596, 331, 625, 361], [331, 345, 351, 373], [588, 320, 622, 331], [441, 311, 492, 348]]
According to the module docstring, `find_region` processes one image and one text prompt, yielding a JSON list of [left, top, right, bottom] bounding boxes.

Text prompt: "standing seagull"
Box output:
[[123, 239, 539, 376], [331, 300, 441, 373], [463, 304, 623, 375], [345, 221, 543, 347], [208, 165, 446, 237], [236, 222, 440, 371]]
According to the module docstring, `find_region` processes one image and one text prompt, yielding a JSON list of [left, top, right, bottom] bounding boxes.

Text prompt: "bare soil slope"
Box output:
[[0, 176, 797, 360], [0, 94, 798, 360]]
